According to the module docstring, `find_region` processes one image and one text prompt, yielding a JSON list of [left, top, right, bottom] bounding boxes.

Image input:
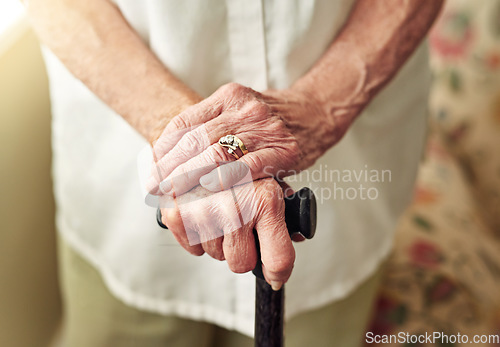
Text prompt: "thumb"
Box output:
[[253, 180, 295, 290]]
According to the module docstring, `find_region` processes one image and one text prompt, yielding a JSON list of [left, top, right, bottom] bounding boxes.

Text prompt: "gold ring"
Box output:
[[218, 135, 248, 160]]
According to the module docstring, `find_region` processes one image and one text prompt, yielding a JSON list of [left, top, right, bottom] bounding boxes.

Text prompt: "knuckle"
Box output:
[[183, 167, 201, 183], [229, 259, 254, 274], [178, 130, 204, 155], [155, 156, 169, 173], [260, 179, 283, 201], [266, 252, 295, 275], [285, 139, 301, 164], [221, 82, 245, 95], [243, 154, 264, 172], [288, 139, 300, 156], [268, 196, 285, 216], [251, 101, 271, 117], [189, 247, 205, 257], [170, 115, 189, 131], [211, 252, 225, 261], [149, 169, 162, 188], [162, 209, 179, 228], [273, 184, 285, 202], [181, 237, 204, 256], [203, 241, 225, 261], [244, 101, 270, 121], [208, 144, 231, 163], [267, 116, 287, 133], [216, 197, 235, 217]]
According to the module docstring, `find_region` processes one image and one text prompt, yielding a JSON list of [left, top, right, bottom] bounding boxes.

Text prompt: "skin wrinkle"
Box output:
[[154, 0, 442, 280], [28, 0, 443, 287], [223, 223, 256, 273]]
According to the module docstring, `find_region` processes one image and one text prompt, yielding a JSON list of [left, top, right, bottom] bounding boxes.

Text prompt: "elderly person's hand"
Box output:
[[144, 0, 444, 290], [146, 0, 444, 196], [158, 177, 295, 290], [146, 82, 353, 196]]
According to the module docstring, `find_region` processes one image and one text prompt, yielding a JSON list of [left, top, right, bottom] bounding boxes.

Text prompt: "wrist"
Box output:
[[146, 92, 202, 144], [290, 45, 374, 145], [288, 82, 356, 149]]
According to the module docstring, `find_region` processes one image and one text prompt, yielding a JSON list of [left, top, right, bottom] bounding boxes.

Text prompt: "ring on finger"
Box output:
[[218, 135, 248, 160]]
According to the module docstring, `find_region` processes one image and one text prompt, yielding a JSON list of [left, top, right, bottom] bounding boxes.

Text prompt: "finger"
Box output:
[[277, 180, 294, 196], [162, 92, 224, 134], [261, 262, 294, 291], [162, 206, 204, 256], [200, 235, 225, 261], [160, 82, 256, 140], [153, 98, 223, 158], [152, 103, 279, 193], [254, 181, 295, 289], [223, 222, 257, 274], [152, 109, 251, 188], [152, 126, 192, 167], [160, 143, 235, 197], [148, 124, 213, 193], [180, 187, 240, 261], [200, 148, 286, 192], [145, 156, 215, 197], [199, 161, 251, 192], [199, 187, 250, 261], [161, 162, 219, 197]]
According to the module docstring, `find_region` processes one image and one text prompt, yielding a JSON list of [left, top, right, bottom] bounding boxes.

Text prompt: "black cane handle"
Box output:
[[156, 187, 317, 278], [157, 208, 167, 229]]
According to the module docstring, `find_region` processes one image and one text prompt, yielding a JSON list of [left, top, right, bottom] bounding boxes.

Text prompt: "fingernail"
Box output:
[[199, 174, 212, 187], [271, 281, 283, 291], [159, 179, 172, 194], [200, 172, 220, 191]]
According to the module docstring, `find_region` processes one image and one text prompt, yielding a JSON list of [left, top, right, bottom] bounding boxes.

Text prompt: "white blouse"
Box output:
[[42, 0, 430, 337]]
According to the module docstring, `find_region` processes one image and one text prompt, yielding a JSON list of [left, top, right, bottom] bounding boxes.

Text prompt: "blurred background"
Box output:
[[0, 1, 61, 347], [0, 0, 499, 346]]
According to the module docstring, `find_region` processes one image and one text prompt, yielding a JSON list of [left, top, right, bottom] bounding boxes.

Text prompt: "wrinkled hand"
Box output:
[[159, 178, 295, 290], [147, 83, 348, 196]]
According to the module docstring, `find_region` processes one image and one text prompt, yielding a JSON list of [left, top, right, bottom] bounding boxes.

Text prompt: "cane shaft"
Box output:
[[156, 187, 316, 347], [255, 278, 284, 347]]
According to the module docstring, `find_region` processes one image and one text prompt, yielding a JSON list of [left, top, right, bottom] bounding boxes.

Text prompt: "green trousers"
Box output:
[[58, 238, 382, 347]]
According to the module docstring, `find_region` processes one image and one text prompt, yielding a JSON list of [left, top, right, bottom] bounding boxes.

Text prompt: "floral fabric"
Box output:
[[366, 0, 500, 345]]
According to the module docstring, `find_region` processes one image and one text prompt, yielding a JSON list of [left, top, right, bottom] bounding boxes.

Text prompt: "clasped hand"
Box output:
[[149, 83, 343, 288]]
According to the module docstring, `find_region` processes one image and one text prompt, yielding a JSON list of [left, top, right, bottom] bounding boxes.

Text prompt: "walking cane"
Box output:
[[252, 187, 316, 347], [157, 186, 317, 347]]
